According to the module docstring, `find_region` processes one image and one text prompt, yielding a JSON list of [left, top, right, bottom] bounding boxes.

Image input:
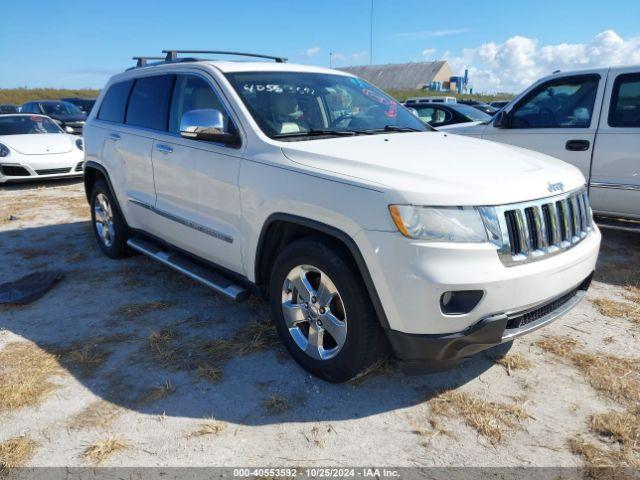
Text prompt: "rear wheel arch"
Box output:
[[255, 213, 390, 329]]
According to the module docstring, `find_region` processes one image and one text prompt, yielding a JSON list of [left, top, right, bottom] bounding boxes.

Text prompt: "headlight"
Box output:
[[0, 143, 9, 157], [75, 138, 84, 151], [389, 205, 487, 242]]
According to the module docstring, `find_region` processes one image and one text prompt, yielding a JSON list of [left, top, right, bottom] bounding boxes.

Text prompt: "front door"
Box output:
[[149, 73, 244, 273], [482, 71, 607, 180]]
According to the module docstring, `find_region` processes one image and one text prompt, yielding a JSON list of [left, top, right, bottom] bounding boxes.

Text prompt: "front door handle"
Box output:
[[108, 133, 121, 142], [155, 144, 173, 154], [566, 139, 590, 151]]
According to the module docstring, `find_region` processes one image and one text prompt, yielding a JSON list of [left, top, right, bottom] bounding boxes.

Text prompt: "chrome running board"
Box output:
[[127, 237, 249, 302]]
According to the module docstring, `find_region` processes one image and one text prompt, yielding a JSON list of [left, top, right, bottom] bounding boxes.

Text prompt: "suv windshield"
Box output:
[[225, 71, 428, 139], [41, 101, 83, 116], [0, 115, 62, 135]]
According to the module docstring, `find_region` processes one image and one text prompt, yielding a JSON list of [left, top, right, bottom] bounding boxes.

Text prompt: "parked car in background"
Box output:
[[490, 100, 510, 109], [21, 100, 87, 135], [440, 65, 640, 230], [405, 101, 493, 128], [61, 97, 97, 115], [458, 99, 499, 116], [406, 96, 456, 104], [0, 114, 84, 183], [83, 50, 599, 382], [0, 104, 19, 114]]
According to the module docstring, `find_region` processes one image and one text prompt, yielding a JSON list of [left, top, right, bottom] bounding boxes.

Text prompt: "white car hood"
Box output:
[[281, 131, 585, 206], [0, 134, 73, 155]]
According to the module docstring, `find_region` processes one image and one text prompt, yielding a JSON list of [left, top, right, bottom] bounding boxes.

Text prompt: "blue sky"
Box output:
[[0, 0, 637, 92]]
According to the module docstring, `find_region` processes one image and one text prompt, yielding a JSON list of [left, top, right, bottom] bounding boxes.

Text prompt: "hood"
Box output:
[[49, 113, 87, 123], [0, 134, 74, 155], [436, 121, 484, 130], [281, 131, 585, 206]]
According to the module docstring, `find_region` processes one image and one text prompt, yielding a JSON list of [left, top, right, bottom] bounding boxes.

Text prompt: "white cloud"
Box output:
[[421, 48, 437, 58], [442, 30, 640, 93], [351, 51, 368, 61], [305, 46, 321, 57], [399, 28, 471, 39]]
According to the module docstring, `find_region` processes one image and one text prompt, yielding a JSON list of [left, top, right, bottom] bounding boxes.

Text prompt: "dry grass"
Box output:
[[82, 438, 126, 465], [592, 298, 640, 324], [69, 400, 123, 430], [429, 390, 530, 443], [492, 352, 532, 375], [0, 436, 38, 472], [263, 394, 290, 415], [591, 410, 640, 448], [538, 336, 640, 407], [53, 334, 128, 377], [349, 358, 395, 386], [595, 261, 638, 288], [196, 364, 223, 383], [624, 286, 640, 305], [138, 380, 175, 404], [186, 419, 226, 438], [569, 436, 640, 471], [0, 341, 63, 413], [115, 301, 175, 319]]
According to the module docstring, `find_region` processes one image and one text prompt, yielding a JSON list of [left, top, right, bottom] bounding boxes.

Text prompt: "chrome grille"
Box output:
[[479, 187, 593, 266]]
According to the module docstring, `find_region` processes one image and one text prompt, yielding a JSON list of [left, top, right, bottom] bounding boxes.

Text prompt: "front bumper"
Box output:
[[386, 273, 592, 373], [0, 154, 84, 183]]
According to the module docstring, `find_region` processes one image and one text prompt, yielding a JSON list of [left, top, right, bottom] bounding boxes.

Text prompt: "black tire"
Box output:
[[269, 238, 385, 382], [90, 179, 130, 259]]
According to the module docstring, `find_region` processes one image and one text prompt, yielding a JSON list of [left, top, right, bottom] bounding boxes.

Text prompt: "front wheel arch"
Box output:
[[254, 213, 390, 330]]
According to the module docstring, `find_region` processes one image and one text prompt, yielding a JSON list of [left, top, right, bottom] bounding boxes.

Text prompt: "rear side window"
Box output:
[[609, 73, 640, 128], [98, 80, 133, 123], [126, 75, 175, 131]]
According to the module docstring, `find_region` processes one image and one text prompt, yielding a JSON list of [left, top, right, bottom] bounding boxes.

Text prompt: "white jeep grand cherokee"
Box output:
[[83, 51, 601, 382]]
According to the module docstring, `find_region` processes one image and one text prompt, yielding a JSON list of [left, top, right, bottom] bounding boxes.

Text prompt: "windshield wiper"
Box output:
[[272, 129, 362, 139], [363, 125, 424, 134]]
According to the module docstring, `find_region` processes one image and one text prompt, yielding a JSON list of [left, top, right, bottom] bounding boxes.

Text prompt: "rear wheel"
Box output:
[[269, 238, 385, 382], [90, 180, 129, 258]]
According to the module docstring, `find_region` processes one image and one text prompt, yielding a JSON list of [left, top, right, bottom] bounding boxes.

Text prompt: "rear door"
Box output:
[[589, 68, 640, 219], [148, 72, 244, 273], [100, 75, 174, 232], [482, 71, 607, 179]]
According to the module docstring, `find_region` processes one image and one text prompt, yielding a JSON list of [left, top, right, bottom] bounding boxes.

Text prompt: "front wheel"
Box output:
[[269, 238, 385, 382]]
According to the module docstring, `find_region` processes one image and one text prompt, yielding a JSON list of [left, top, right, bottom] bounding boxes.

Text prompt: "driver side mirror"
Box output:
[[180, 109, 240, 147], [493, 109, 511, 129]]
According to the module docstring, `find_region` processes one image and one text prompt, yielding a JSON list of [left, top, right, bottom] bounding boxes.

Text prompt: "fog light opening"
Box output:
[[440, 290, 484, 315]]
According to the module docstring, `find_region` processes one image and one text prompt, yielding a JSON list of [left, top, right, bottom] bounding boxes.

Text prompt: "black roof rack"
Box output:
[[162, 50, 287, 63], [132, 56, 167, 67]]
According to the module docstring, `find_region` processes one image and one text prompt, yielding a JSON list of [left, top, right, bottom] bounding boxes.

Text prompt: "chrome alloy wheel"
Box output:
[[281, 265, 348, 360], [94, 193, 115, 248]]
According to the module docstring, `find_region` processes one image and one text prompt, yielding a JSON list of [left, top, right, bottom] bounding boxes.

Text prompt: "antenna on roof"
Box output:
[[162, 50, 287, 63], [132, 56, 166, 67]]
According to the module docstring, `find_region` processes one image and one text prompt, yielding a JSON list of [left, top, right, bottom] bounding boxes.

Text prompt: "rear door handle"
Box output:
[[155, 144, 173, 154], [565, 139, 590, 151], [108, 133, 121, 142]]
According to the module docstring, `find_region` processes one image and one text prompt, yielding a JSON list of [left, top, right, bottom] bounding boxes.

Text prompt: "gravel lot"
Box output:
[[0, 179, 638, 470]]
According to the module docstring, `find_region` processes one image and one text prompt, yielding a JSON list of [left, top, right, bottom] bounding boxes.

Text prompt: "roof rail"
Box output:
[[132, 56, 166, 67], [162, 50, 287, 63]]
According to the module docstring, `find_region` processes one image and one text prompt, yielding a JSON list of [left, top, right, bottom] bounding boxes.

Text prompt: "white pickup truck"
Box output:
[[441, 65, 640, 231]]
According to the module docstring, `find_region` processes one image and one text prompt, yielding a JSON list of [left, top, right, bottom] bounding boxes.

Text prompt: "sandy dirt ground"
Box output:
[[0, 179, 638, 470]]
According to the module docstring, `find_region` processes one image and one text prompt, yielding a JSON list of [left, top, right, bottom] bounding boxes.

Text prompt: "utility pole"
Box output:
[[329, 52, 333, 69], [370, 0, 374, 64]]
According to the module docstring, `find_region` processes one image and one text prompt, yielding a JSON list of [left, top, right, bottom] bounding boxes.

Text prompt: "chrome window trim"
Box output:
[[478, 187, 593, 267]]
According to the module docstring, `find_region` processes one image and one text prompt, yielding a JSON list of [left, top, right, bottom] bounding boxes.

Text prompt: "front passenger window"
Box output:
[[510, 76, 599, 129], [169, 75, 235, 134]]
